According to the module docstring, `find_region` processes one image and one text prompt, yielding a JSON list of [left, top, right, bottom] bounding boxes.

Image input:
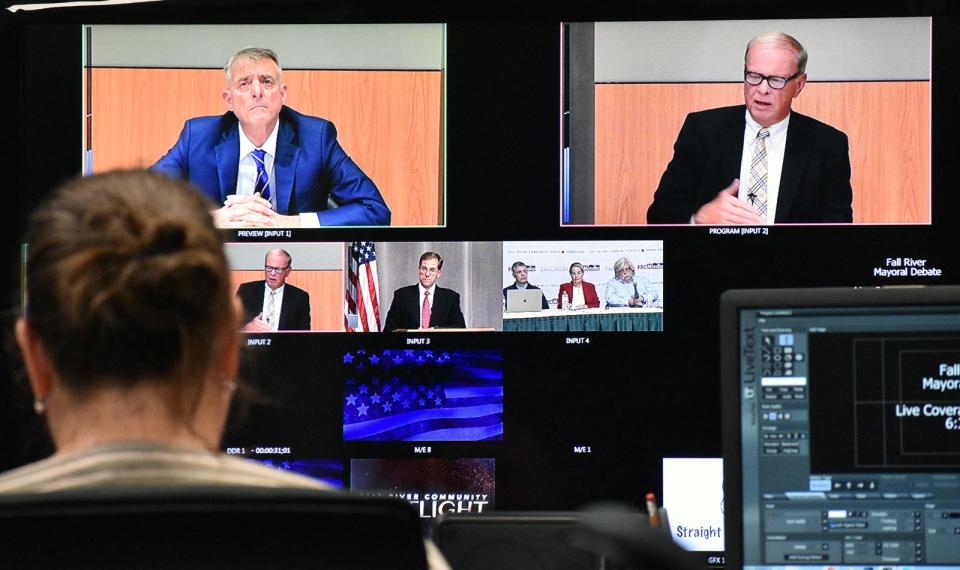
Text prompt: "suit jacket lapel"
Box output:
[[408, 287, 422, 328], [274, 115, 300, 215], [432, 288, 447, 320], [776, 113, 809, 222], [720, 106, 747, 185], [214, 118, 239, 204], [277, 295, 289, 330]]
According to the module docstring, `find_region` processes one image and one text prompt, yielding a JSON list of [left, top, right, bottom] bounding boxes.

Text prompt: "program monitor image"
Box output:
[[562, 18, 930, 227]]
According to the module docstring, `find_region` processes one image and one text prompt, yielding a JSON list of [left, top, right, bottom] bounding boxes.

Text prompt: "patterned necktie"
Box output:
[[747, 128, 770, 220], [265, 290, 276, 328], [251, 148, 272, 201], [421, 290, 431, 329]]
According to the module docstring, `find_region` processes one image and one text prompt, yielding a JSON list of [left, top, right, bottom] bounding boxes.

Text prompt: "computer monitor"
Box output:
[[721, 286, 960, 569]]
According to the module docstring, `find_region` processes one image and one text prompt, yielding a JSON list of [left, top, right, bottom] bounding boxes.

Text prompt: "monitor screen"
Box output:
[[5, 3, 960, 569], [721, 287, 960, 569]]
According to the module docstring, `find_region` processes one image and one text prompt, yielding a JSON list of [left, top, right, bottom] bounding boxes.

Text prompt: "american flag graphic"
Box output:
[[342, 349, 504, 442], [345, 242, 381, 332]]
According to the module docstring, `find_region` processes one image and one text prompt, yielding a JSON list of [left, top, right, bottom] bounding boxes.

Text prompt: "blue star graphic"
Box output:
[[383, 402, 392, 412], [434, 398, 442, 406], [418, 398, 426, 407], [403, 400, 411, 409], [343, 353, 354, 364], [357, 403, 369, 416], [345, 394, 358, 406], [370, 355, 380, 365], [392, 392, 401, 402], [359, 384, 368, 394], [371, 394, 381, 403]]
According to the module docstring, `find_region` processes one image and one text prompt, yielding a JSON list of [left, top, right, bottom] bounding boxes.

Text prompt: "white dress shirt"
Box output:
[[261, 283, 285, 332], [418, 283, 436, 311], [236, 123, 279, 210], [571, 285, 585, 307], [235, 123, 321, 227]]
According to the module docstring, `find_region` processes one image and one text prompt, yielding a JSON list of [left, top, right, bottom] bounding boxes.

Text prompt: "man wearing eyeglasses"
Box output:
[[383, 251, 466, 332], [647, 32, 853, 225], [237, 248, 311, 331]]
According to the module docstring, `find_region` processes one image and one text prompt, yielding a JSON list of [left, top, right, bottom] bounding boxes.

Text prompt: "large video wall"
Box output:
[[6, 2, 959, 565]]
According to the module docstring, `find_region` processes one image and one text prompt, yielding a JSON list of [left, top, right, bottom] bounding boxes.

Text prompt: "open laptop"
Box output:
[[506, 288, 545, 313], [720, 286, 960, 570]]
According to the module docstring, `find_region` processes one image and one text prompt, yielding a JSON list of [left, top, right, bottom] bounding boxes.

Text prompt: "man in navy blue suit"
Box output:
[[152, 47, 390, 227]]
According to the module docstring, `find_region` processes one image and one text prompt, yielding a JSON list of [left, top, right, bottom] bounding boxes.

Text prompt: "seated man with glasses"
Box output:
[[647, 32, 853, 225], [383, 251, 466, 332], [236, 248, 311, 331]]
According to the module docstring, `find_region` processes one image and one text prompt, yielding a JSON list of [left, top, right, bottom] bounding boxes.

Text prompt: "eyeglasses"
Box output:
[[744, 69, 802, 90], [419, 266, 440, 275], [265, 265, 290, 274]]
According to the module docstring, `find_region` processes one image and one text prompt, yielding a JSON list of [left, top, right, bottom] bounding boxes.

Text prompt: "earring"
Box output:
[[33, 399, 46, 415], [223, 380, 238, 393]]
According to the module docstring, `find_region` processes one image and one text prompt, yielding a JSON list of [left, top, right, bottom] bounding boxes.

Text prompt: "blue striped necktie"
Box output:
[[251, 148, 272, 201]]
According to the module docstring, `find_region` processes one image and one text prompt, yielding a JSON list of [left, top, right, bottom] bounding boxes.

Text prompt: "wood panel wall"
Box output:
[[594, 82, 930, 225], [230, 270, 344, 331], [91, 68, 443, 226]]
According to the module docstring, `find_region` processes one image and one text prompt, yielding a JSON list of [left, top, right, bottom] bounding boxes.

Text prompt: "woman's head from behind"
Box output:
[[16, 171, 239, 452]]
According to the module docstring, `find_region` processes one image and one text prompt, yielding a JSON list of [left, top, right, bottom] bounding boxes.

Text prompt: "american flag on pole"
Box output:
[[345, 242, 381, 332]]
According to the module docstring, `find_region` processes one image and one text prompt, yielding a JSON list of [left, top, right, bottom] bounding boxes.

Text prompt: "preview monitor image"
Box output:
[[720, 287, 960, 569], [350, 458, 495, 520], [83, 24, 445, 228], [502, 240, 663, 332], [342, 348, 504, 442], [562, 18, 930, 227]]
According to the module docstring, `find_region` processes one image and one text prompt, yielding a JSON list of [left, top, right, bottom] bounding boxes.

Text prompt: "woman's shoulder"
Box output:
[[0, 442, 332, 494]]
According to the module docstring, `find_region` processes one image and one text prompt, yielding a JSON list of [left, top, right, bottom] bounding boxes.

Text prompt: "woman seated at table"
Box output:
[[557, 262, 600, 309]]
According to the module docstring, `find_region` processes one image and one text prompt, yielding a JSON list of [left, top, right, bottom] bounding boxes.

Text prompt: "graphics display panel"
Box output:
[[721, 287, 960, 569]]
